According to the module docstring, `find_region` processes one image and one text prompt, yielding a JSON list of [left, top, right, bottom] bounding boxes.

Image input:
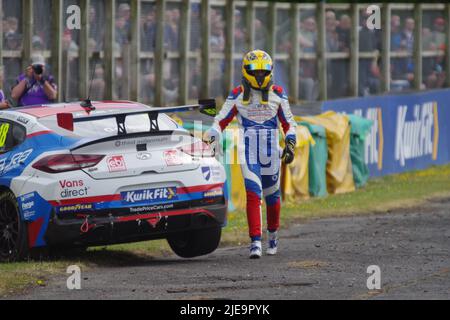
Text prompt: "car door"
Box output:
[[0, 119, 30, 187]]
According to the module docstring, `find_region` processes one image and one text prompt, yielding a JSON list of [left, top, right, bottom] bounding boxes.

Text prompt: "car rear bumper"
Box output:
[[44, 203, 227, 247]]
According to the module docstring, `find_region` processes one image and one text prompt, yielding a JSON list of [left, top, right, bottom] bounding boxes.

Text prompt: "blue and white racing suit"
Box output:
[[207, 85, 297, 240]]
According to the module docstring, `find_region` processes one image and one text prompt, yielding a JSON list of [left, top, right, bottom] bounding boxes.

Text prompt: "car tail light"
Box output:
[[32, 154, 105, 173], [179, 141, 214, 158]]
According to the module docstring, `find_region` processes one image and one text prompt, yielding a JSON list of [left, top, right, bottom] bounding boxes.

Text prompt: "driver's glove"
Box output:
[[282, 138, 296, 165]]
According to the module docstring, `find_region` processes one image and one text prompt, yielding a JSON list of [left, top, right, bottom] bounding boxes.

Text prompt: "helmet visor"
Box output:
[[245, 64, 272, 87]]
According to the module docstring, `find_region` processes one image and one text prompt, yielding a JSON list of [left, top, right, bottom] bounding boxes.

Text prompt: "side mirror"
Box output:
[[198, 99, 217, 117]]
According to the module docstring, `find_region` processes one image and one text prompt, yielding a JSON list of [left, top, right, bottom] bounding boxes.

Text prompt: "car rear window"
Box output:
[[39, 113, 179, 138]]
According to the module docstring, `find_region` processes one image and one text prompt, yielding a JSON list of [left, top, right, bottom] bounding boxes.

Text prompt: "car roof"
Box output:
[[12, 101, 152, 119]]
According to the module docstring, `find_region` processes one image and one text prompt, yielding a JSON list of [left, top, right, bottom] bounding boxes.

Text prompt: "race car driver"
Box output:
[[205, 50, 297, 259]]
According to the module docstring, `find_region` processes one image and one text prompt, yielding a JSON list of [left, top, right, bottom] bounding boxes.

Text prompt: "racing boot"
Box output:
[[249, 240, 262, 259], [266, 231, 278, 256]]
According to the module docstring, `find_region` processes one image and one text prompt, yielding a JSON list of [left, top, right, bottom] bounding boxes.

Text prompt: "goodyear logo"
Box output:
[[121, 187, 177, 204], [59, 204, 93, 213], [204, 188, 224, 198]]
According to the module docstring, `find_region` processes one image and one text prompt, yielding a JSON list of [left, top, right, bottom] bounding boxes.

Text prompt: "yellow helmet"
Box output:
[[242, 50, 273, 89]]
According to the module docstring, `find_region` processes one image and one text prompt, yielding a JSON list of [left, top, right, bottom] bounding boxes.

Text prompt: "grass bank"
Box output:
[[2, 164, 450, 297]]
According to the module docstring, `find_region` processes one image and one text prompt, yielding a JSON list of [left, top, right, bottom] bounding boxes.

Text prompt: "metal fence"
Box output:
[[1, 1, 449, 107]]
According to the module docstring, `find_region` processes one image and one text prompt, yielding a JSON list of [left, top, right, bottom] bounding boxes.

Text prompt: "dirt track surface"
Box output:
[[11, 199, 450, 300]]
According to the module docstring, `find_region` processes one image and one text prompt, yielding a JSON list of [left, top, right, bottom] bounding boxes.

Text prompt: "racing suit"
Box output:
[[208, 85, 297, 240]]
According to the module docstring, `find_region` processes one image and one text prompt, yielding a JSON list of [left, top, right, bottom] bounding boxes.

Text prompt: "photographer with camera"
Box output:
[[11, 54, 57, 107]]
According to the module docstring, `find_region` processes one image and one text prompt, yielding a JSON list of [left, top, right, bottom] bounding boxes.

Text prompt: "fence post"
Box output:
[[51, 0, 63, 102], [413, 3, 423, 90], [22, 0, 34, 70], [225, 0, 235, 95], [154, 0, 166, 107], [104, 0, 116, 100], [381, 3, 391, 93], [79, 0, 90, 99], [179, 0, 191, 104], [317, 1, 327, 101], [350, 3, 359, 97], [200, 0, 210, 98], [290, 3, 299, 102], [130, 0, 141, 102]]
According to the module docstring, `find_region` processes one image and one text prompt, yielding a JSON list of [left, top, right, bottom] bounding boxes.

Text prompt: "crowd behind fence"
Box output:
[[1, 1, 450, 107]]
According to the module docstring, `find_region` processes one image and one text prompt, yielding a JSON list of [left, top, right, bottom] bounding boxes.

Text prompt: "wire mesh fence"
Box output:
[[0, 1, 449, 107]]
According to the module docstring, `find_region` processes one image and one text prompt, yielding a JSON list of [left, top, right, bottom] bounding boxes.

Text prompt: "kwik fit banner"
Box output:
[[322, 89, 450, 177]]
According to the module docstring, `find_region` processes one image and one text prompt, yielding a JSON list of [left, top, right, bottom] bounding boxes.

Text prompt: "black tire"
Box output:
[[0, 191, 29, 262], [167, 226, 222, 258]]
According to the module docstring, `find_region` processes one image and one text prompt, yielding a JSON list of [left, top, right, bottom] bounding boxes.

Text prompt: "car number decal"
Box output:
[[0, 123, 10, 148]]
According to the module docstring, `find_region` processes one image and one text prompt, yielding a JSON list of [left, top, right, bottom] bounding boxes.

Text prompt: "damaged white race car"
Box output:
[[0, 99, 227, 261]]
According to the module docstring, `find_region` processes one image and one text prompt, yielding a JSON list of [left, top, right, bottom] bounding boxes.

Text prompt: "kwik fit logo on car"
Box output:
[[121, 187, 178, 204]]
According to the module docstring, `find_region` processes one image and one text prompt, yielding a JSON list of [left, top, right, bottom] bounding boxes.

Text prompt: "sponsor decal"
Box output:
[[121, 187, 178, 204], [164, 150, 183, 166], [202, 167, 211, 181], [59, 179, 90, 198], [107, 155, 127, 172], [352, 108, 384, 170], [58, 204, 94, 213], [17, 116, 30, 125], [395, 102, 438, 167], [0, 149, 34, 175], [18, 192, 52, 221], [129, 203, 175, 213], [203, 188, 224, 198], [114, 136, 170, 148], [19, 193, 36, 219]]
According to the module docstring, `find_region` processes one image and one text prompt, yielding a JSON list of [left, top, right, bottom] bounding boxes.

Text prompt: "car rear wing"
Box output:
[[57, 99, 216, 135]]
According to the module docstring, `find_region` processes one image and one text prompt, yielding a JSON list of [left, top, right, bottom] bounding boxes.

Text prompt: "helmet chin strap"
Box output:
[[242, 77, 273, 105]]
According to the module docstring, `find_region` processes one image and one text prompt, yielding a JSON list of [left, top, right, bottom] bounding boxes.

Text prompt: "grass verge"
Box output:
[[1, 164, 450, 297]]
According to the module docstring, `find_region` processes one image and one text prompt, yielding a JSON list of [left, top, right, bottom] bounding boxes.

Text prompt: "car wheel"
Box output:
[[0, 191, 29, 262], [167, 226, 222, 258]]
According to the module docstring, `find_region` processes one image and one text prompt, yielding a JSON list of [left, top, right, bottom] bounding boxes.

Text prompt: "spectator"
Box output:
[[234, 9, 247, 53], [299, 16, 317, 53], [431, 17, 445, 49], [359, 9, 381, 96], [141, 8, 156, 52], [190, 4, 201, 51], [11, 54, 58, 106], [164, 8, 180, 51], [210, 12, 225, 53], [3, 17, 22, 50], [298, 16, 318, 101], [336, 14, 351, 52], [391, 17, 415, 90], [391, 15, 402, 51], [89, 6, 103, 51], [325, 11, 339, 52], [326, 10, 349, 98], [401, 18, 415, 52]]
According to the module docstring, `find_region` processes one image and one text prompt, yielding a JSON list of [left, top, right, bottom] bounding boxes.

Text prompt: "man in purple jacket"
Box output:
[[11, 54, 58, 107]]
